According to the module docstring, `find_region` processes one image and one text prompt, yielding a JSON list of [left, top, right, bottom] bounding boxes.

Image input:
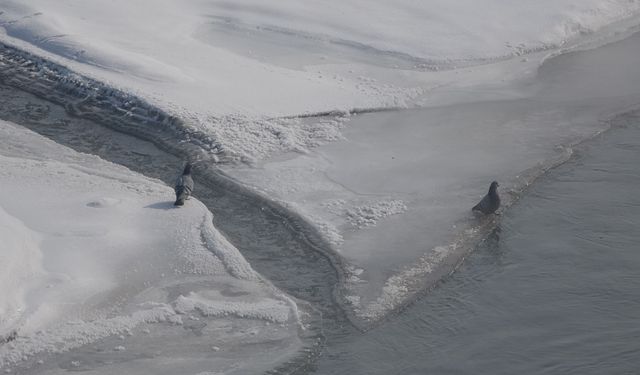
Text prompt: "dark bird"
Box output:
[[472, 181, 500, 215], [174, 163, 194, 206]]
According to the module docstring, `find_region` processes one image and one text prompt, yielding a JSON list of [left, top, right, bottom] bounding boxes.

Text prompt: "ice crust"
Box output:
[[224, 32, 640, 323], [2, 0, 640, 329], [0, 121, 301, 373], [1, 0, 639, 119]]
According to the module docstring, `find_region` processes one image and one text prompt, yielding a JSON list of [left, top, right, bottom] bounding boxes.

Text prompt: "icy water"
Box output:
[[2, 31, 640, 375], [311, 111, 640, 374]]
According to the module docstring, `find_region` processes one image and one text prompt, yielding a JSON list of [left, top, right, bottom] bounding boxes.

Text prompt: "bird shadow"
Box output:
[[144, 201, 177, 210]]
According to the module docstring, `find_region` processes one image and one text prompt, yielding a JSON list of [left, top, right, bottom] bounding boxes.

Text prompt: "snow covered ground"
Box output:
[[2, 0, 640, 326], [1, 0, 639, 118], [0, 120, 303, 374]]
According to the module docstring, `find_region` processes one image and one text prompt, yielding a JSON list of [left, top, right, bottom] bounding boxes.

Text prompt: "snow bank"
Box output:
[[0, 0, 405, 118], [175, 292, 291, 324], [199, 0, 640, 62], [0, 120, 301, 373], [0, 206, 42, 341], [1, 0, 639, 120]]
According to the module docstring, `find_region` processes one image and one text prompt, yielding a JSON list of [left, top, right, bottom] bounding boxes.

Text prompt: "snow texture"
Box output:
[[0, 121, 301, 373], [345, 200, 408, 229], [175, 292, 291, 324], [2, 0, 640, 328], [1, 0, 639, 120]]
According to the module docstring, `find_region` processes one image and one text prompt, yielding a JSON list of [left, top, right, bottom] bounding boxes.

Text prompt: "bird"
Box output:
[[174, 163, 194, 206], [472, 181, 500, 215]]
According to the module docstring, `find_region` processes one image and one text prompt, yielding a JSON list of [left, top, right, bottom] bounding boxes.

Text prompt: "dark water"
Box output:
[[312, 112, 640, 374]]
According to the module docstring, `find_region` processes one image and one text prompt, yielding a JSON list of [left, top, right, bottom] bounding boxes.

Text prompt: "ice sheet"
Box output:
[[1, 0, 639, 119], [0, 121, 301, 373], [226, 32, 640, 323]]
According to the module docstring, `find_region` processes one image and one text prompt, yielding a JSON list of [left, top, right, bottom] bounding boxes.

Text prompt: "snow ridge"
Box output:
[[0, 121, 303, 372], [199, 211, 259, 281], [0, 41, 225, 161]]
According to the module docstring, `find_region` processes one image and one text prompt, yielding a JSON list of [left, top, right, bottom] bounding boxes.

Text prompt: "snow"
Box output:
[[344, 200, 408, 229], [0, 121, 301, 373], [198, 0, 640, 61], [0, 206, 42, 341], [1, 0, 639, 119], [174, 292, 291, 323], [224, 31, 640, 322], [2, 0, 640, 328]]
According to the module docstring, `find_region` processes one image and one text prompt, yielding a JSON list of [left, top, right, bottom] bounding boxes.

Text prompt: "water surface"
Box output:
[[312, 111, 640, 374]]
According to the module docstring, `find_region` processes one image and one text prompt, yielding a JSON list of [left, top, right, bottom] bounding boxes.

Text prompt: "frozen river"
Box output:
[[223, 29, 640, 326], [312, 109, 640, 374], [310, 32, 640, 374], [1, 30, 640, 374]]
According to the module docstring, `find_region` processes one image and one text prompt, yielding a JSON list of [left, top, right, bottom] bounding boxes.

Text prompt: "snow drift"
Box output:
[[0, 120, 301, 374], [1, 0, 639, 118]]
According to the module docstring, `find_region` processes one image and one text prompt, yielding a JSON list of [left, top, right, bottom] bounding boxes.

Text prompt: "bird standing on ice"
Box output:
[[174, 163, 194, 206], [472, 181, 500, 215]]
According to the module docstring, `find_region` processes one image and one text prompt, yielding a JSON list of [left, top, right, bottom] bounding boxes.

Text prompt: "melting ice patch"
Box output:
[[0, 304, 178, 367]]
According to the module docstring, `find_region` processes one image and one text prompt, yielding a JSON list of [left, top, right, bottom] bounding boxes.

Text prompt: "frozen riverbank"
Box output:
[[0, 121, 303, 374], [3, 31, 640, 373], [1, 1, 640, 118], [312, 107, 640, 374], [3, 1, 640, 330], [225, 31, 640, 325]]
